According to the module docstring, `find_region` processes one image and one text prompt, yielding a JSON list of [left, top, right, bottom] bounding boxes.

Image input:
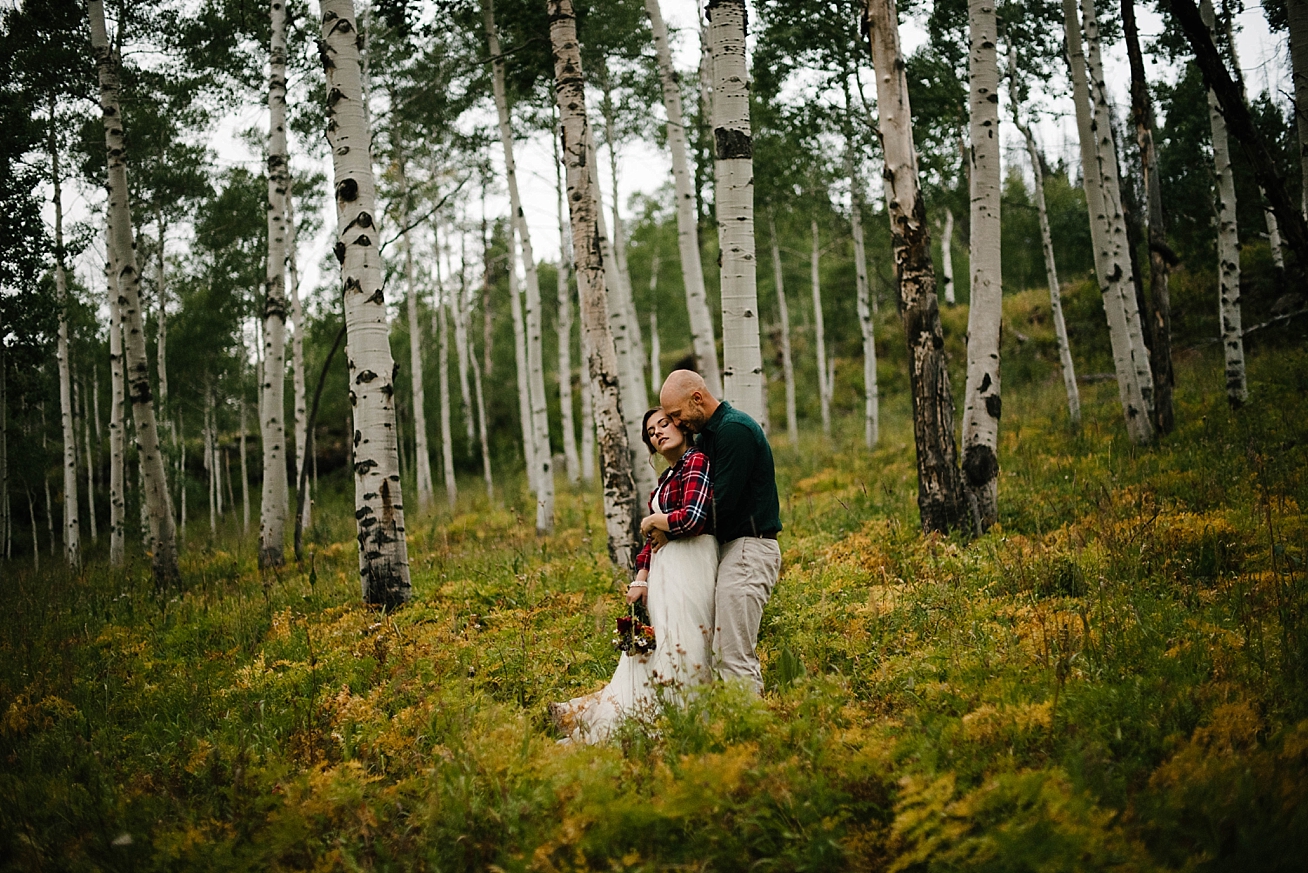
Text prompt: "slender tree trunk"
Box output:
[[259, 0, 290, 567], [810, 217, 831, 437], [1010, 102, 1081, 426], [320, 0, 411, 607], [1121, 0, 1173, 434], [239, 381, 249, 535], [588, 131, 658, 497], [861, 0, 970, 535], [452, 247, 474, 448], [483, 0, 554, 530], [286, 182, 310, 530], [481, 200, 494, 378], [707, 0, 765, 423], [1064, 0, 1154, 444], [469, 306, 494, 500], [1200, 0, 1247, 406], [645, 0, 721, 394], [769, 214, 799, 446], [601, 81, 648, 387], [550, 0, 640, 566], [962, 0, 1003, 532], [579, 318, 596, 484], [52, 133, 80, 568], [206, 385, 216, 534], [438, 288, 457, 507], [91, 1, 179, 584], [649, 287, 662, 396], [108, 231, 126, 563], [28, 485, 38, 570], [507, 224, 538, 496], [554, 125, 581, 484], [1290, 0, 1308, 217], [154, 211, 169, 419], [81, 378, 98, 541], [177, 408, 186, 544], [850, 155, 879, 449], [941, 207, 956, 305], [399, 159, 434, 511]]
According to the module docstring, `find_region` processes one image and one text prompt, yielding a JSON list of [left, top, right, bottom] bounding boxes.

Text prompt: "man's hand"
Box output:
[[640, 512, 669, 538], [648, 529, 669, 552]]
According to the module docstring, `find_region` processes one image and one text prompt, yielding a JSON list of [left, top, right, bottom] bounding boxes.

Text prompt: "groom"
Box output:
[[659, 370, 782, 694]]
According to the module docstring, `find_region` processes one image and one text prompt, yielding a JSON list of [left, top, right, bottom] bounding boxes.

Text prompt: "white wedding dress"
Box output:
[[554, 494, 719, 744]]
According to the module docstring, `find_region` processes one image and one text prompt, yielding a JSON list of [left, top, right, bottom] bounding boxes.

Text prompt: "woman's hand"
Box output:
[[626, 569, 649, 604], [640, 512, 670, 538]]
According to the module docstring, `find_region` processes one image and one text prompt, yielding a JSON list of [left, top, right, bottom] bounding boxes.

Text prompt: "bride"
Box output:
[[549, 408, 720, 743]]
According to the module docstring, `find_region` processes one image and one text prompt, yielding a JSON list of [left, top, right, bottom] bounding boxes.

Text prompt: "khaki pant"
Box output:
[[714, 536, 782, 694]]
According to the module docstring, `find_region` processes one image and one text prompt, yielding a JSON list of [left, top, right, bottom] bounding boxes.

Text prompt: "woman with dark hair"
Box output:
[[549, 408, 719, 743]]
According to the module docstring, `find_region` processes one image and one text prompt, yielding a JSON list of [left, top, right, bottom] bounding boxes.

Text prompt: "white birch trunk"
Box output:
[[260, 0, 290, 567], [942, 207, 956, 305], [91, 0, 179, 583], [81, 379, 98, 541], [962, 0, 1002, 530], [437, 289, 457, 507], [53, 140, 80, 568], [1201, 0, 1247, 406], [810, 217, 831, 437], [287, 183, 309, 531], [524, 223, 555, 534], [452, 257, 474, 448], [579, 318, 597, 484], [400, 164, 434, 511], [850, 159, 879, 449], [708, 0, 765, 423], [1064, 0, 1154, 444], [769, 215, 798, 446], [602, 97, 648, 382], [508, 225, 538, 497], [550, 0, 640, 566], [320, 0, 411, 606], [469, 308, 494, 500], [154, 213, 168, 415], [588, 132, 658, 497], [645, 0, 722, 394], [1290, 0, 1308, 217], [649, 307, 661, 398], [554, 129, 581, 484]]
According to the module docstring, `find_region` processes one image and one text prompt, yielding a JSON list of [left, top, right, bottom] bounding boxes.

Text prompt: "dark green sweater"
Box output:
[[697, 402, 782, 543]]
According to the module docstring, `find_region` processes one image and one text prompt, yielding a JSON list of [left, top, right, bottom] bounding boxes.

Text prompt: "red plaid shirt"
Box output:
[[634, 446, 713, 572]]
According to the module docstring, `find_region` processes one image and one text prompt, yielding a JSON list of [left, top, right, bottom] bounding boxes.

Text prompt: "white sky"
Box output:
[[57, 0, 1291, 318]]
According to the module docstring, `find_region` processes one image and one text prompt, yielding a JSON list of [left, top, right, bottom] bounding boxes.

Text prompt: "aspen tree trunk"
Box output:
[[1290, 0, 1308, 216], [320, 0, 411, 606], [205, 387, 216, 534], [259, 0, 290, 567], [707, 0, 765, 423], [810, 218, 832, 437], [550, 0, 640, 567], [769, 215, 799, 446], [962, 0, 1003, 532], [286, 184, 310, 529], [481, 202, 494, 378], [941, 207, 957, 305], [1200, 0, 1247, 406], [508, 225, 538, 497], [109, 244, 127, 564], [99, 107, 170, 570], [645, 0, 722, 394], [452, 257, 474, 447], [400, 163, 434, 511], [1122, 0, 1172, 434], [1064, 0, 1154, 444], [1010, 106, 1081, 426], [483, 0, 553, 530], [861, 0, 970, 535], [601, 85, 648, 382], [589, 132, 658, 497], [28, 486, 38, 569], [178, 408, 186, 543], [81, 379, 98, 541], [239, 380, 249, 535], [468, 298, 494, 499], [437, 290, 457, 507], [646, 256, 659, 392], [554, 128, 581, 484], [850, 156, 879, 449], [579, 322, 597, 484], [154, 213, 169, 421], [52, 135, 80, 568]]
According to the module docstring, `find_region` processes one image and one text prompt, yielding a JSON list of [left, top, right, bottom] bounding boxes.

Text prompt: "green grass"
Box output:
[[2, 336, 1306, 871]]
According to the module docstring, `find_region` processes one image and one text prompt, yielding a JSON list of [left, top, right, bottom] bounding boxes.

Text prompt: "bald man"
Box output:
[[660, 370, 782, 694]]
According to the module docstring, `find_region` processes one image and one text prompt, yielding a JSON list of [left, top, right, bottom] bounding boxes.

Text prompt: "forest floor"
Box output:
[[2, 321, 1307, 870]]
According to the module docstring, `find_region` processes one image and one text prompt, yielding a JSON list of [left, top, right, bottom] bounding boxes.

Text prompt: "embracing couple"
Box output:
[[551, 370, 783, 744]]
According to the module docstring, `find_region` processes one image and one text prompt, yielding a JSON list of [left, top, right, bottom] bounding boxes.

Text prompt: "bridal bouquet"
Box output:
[[614, 602, 656, 655]]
